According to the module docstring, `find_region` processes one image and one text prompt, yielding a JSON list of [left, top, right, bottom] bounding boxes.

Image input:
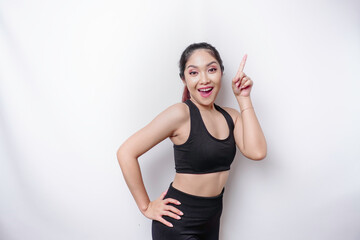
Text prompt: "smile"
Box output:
[[198, 87, 214, 97]]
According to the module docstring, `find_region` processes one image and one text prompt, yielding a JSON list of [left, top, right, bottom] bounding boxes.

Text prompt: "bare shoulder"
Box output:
[[160, 102, 189, 123], [222, 106, 241, 123], [149, 102, 190, 133], [165, 102, 189, 115]]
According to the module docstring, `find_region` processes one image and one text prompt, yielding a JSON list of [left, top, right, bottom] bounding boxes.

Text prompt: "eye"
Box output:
[[189, 71, 198, 76], [208, 67, 217, 73]]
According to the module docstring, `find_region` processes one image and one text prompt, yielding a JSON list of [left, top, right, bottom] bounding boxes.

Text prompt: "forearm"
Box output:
[[117, 148, 150, 213], [236, 96, 267, 159]]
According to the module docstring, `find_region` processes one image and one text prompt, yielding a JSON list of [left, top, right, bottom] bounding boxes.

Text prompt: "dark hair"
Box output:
[[179, 42, 224, 102]]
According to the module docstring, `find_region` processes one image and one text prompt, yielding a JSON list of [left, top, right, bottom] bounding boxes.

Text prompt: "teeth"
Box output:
[[199, 88, 213, 92]]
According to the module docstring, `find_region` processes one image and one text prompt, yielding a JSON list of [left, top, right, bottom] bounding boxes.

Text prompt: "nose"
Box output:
[[199, 72, 211, 85]]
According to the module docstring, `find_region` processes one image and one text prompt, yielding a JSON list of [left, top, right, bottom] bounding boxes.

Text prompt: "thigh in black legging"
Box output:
[[152, 211, 221, 240]]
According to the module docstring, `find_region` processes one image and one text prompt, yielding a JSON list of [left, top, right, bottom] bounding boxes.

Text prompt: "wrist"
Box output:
[[236, 95, 253, 109], [241, 106, 254, 114]]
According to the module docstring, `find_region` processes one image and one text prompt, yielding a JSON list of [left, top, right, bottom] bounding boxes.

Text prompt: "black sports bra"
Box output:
[[173, 99, 236, 174]]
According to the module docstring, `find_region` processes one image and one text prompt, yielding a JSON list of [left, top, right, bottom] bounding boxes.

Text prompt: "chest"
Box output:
[[198, 110, 230, 140]]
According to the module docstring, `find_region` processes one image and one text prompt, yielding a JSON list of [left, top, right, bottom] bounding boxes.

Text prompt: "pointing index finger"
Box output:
[[237, 54, 248, 75]]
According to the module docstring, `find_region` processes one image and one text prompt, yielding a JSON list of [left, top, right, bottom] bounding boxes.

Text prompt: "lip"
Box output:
[[198, 87, 214, 98]]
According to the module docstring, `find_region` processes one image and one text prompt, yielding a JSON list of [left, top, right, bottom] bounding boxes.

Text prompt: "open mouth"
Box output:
[[198, 87, 214, 97]]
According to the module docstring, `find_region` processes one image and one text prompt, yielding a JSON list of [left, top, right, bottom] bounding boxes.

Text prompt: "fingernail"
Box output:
[[180, 211, 184, 215], [177, 216, 181, 219], [170, 224, 173, 227], [177, 201, 181, 205]]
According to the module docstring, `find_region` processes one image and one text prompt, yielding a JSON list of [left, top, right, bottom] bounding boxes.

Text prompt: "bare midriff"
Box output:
[[172, 170, 230, 197]]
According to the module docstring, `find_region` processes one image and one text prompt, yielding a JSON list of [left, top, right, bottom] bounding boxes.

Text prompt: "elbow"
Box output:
[[241, 138, 267, 161], [243, 151, 266, 161], [116, 146, 127, 167], [116, 145, 138, 168], [250, 142, 267, 161], [250, 151, 267, 161], [244, 146, 267, 161]]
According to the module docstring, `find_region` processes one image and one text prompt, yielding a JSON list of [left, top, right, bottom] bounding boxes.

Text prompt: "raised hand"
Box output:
[[143, 190, 183, 227], [232, 54, 253, 97]]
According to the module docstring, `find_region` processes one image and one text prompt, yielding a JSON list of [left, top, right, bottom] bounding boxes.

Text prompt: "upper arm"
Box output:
[[118, 103, 188, 159], [223, 107, 245, 155]]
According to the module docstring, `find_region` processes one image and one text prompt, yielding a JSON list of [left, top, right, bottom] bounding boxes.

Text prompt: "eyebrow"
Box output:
[[186, 61, 218, 69]]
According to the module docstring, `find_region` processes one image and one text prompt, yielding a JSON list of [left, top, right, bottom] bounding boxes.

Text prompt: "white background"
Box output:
[[1, 0, 359, 239]]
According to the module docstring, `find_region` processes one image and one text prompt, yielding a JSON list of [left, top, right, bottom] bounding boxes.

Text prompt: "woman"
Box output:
[[117, 42, 267, 240]]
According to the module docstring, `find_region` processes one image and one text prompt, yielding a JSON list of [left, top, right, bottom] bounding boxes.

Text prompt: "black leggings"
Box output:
[[152, 182, 224, 240]]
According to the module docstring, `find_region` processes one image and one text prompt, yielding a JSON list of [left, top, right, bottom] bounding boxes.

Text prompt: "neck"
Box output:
[[189, 98, 215, 111]]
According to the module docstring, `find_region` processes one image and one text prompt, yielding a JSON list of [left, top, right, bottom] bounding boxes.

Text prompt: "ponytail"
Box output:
[[182, 86, 190, 102]]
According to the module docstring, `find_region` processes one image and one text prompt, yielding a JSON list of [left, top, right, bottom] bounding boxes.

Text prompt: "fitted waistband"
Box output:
[[167, 182, 224, 207]]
